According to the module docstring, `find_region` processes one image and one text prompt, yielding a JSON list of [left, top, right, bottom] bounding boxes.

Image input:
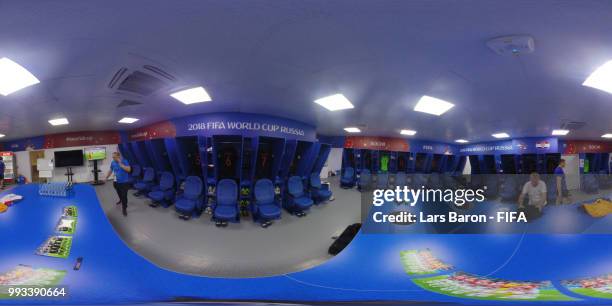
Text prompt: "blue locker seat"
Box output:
[[213, 179, 239, 224], [253, 179, 281, 225], [469, 174, 485, 189], [376, 172, 389, 189], [412, 173, 428, 189], [545, 175, 557, 203], [598, 171, 611, 189], [483, 175, 499, 198], [310, 173, 332, 204], [148, 172, 175, 207], [427, 173, 442, 189], [134, 167, 155, 196], [129, 164, 142, 186], [442, 175, 459, 189], [394, 172, 407, 187], [174, 176, 204, 218], [358, 169, 372, 191], [285, 176, 313, 215], [340, 167, 356, 188], [582, 174, 599, 194], [500, 176, 519, 202]]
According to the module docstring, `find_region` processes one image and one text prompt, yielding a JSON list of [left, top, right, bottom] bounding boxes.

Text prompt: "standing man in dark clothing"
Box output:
[[0, 157, 5, 189], [105, 152, 131, 216], [554, 159, 569, 205]]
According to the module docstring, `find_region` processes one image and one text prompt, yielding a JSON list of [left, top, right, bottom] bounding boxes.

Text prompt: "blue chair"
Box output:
[[134, 167, 155, 196], [500, 176, 519, 202], [598, 170, 611, 189], [358, 169, 372, 191], [129, 164, 142, 186], [253, 179, 281, 227], [148, 172, 175, 207], [174, 176, 204, 219], [310, 173, 332, 204], [582, 174, 599, 194], [213, 179, 239, 225], [376, 172, 389, 189], [442, 174, 460, 189], [394, 172, 407, 187], [483, 174, 499, 198], [412, 173, 428, 189], [285, 176, 313, 216], [340, 167, 356, 188]]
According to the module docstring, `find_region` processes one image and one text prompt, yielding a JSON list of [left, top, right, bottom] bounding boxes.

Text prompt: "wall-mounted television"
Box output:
[[85, 147, 106, 161], [54, 150, 84, 167]]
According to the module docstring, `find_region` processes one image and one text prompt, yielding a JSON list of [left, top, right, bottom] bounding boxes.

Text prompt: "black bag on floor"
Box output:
[[518, 205, 543, 222], [328, 223, 361, 256]]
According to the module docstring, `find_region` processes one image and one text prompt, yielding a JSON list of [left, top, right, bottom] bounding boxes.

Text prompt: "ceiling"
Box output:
[[0, 0, 611, 142]]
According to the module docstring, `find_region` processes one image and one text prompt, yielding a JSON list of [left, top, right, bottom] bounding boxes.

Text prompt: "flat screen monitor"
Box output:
[[54, 150, 84, 167], [85, 147, 106, 161]]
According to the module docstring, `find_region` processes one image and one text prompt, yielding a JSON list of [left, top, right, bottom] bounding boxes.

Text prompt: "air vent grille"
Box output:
[[117, 100, 143, 108], [143, 65, 176, 81], [117, 71, 166, 95], [561, 121, 586, 130], [108, 67, 128, 88]]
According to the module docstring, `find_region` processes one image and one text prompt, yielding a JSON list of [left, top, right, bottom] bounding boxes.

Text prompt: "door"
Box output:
[[29, 150, 45, 183]]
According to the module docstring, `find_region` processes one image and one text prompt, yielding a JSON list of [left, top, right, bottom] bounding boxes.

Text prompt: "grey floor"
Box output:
[[94, 176, 361, 278]]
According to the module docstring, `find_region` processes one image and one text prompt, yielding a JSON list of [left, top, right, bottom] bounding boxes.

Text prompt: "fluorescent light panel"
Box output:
[[48, 118, 69, 126], [0, 57, 40, 96], [314, 94, 354, 111], [455, 139, 469, 143], [492, 132, 510, 139], [602, 133, 612, 139], [170, 86, 212, 104], [552, 129, 569, 136], [118, 117, 139, 124], [414, 95, 455, 116], [0, 134, 5, 138], [583, 60, 612, 94], [400, 129, 417, 136], [344, 127, 361, 133]]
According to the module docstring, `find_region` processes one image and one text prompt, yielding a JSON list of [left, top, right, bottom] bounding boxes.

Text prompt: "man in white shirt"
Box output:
[[518, 172, 547, 211]]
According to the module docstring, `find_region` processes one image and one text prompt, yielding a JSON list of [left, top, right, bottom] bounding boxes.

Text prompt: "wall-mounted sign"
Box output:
[[344, 136, 410, 152], [128, 121, 176, 141], [44, 131, 120, 148], [459, 138, 558, 155], [562, 140, 612, 154], [172, 112, 316, 141], [410, 140, 457, 155]]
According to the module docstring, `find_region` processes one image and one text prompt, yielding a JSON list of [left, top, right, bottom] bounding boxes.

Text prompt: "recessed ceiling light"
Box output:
[[314, 94, 354, 111], [344, 127, 361, 133], [0, 57, 40, 96], [48, 118, 69, 126], [455, 139, 469, 143], [583, 60, 612, 94], [0, 134, 5, 138], [602, 133, 612, 139], [170, 86, 212, 104], [118, 117, 139, 124], [400, 129, 417, 136], [492, 132, 510, 139], [552, 129, 569, 136], [414, 95, 455, 116]]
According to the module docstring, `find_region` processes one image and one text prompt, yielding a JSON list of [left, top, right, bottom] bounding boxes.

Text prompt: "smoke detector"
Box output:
[[486, 35, 535, 56]]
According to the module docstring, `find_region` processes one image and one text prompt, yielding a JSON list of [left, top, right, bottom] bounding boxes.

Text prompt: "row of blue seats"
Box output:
[[127, 165, 333, 227], [340, 167, 612, 204], [340, 167, 448, 190], [582, 171, 612, 193]]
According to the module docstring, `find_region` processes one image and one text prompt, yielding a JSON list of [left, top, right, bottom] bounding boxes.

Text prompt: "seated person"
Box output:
[[518, 172, 547, 212]]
